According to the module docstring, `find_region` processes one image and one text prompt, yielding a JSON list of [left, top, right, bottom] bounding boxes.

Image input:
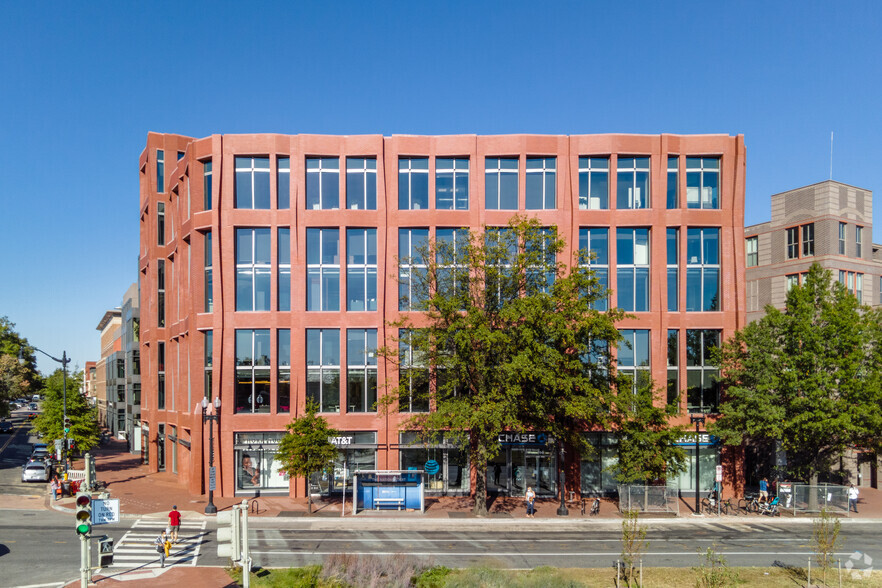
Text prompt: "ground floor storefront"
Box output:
[[141, 422, 740, 500]]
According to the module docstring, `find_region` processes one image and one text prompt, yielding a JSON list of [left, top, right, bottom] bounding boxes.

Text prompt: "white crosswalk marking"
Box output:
[[105, 518, 207, 569]]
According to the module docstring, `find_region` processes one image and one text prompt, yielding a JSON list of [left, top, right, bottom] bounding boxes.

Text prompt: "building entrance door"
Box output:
[[487, 446, 556, 497]]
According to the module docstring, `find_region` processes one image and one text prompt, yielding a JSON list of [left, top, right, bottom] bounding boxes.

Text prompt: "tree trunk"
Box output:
[[808, 470, 819, 512], [473, 464, 489, 516], [307, 474, 313, 515]]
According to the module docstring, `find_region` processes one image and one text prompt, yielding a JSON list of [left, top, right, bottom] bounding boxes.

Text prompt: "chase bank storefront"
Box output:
[[487, 432, 557, 497]]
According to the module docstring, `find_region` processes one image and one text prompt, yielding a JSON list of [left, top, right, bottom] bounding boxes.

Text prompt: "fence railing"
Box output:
[[782, 483, 849, 516], [617, 485, 679, 515]]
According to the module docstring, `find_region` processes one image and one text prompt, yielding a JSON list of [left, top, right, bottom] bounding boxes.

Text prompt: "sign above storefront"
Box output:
[[498, 432, 548, 446], [673, 433, 720, 446], [330, 436, 353, 446]]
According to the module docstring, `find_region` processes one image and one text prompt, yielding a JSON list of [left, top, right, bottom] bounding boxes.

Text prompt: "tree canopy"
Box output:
[[0, 317, 39, 417], [276, 399, 340, 513], [710, 263, 882, 483], [33, 368, 100, 454], [382, 216, 682, 515]]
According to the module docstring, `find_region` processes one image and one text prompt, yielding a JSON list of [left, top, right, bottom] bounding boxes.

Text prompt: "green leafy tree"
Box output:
[[276, 400, 340, 514], [0, 317, 40, 416], [381, 216, 627, 515], [711, 263, 882, 486], [34, 368, 100, 456], [610, 379, 687, 485]]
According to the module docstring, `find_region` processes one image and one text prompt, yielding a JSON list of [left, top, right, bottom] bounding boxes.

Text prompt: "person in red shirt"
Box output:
[[168, 506, 181, 544]]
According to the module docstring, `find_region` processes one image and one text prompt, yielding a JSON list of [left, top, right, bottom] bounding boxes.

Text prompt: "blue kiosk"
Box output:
[[351, 470, 426, 514]]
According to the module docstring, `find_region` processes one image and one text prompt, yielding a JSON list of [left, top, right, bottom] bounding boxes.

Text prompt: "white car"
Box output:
[[21, 462, 50, 483]]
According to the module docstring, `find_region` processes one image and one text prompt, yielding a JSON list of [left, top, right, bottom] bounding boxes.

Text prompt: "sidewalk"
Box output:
[[62, 566, 236, 588], [43, 438, 882, 524]]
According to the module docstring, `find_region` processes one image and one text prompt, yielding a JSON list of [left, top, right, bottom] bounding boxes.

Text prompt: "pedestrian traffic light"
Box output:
[[75, 493, 92, 536]]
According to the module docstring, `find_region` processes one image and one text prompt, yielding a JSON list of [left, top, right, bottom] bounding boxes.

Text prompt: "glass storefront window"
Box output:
[[313, 431, 378, 495], [399, 432, 470, 495], [234, 432, 288, 493], [668, 445, 718, 493], [580, 433, 619, 496]]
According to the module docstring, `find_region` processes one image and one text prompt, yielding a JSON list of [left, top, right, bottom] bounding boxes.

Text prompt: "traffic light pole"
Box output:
[[20, 347, 70, 472], [80, 535, 89, 588]]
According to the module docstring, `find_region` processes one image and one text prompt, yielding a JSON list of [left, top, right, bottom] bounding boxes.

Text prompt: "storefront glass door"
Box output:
[[488, 447, 556, 496]]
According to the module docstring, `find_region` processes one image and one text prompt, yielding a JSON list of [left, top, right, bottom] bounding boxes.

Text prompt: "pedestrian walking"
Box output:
[[168, 505, 181, 543], [848, 484, 860, 513], [153, 530, 169, 567], [49, 477, 59, 501], [759, 477, 769, 503], [525, 486, 536, 518]]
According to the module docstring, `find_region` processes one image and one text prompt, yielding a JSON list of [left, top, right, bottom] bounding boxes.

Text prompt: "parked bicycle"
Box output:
[[758, 496, 780, 516], [738, 494, 762, 514]]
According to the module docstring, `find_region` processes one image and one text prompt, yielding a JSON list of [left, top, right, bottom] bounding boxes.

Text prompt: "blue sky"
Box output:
[[1, 1, 880, 373]]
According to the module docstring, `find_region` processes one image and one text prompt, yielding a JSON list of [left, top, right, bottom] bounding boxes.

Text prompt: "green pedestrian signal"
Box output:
[[75, 493, 92, 536]]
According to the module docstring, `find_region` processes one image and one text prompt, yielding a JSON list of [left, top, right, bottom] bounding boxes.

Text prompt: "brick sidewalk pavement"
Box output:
[[63, 566, 236, 588], [43, 437, 882, 522]]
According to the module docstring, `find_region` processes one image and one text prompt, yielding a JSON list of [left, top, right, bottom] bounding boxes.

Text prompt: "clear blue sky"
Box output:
[[1, 1, 880, 374]]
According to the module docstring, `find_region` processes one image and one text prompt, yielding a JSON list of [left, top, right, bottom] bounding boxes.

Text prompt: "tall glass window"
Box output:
[[306, 158, 340, 210], [347, 329, 377, 412], [398, 158, 429, 210], [786, 227, 799, 259], [667, 156, 679, 209], [618, 329, 650, 393], [667, 330, 679, 410], [526, 227, 555, 294], [436, 158, 469, 210], [277, 157, 290, 209], [578, 157, 609, 210], [204, 231, 213, 312], [346, 158, 377, 210], [745, 236, 758, 267], [579, 228, 609, 311], [203, 330, 212, 403], [156, 149, 165, 192], [856, 226, 863, 258], [525, 157, 556, 210], [157, 202, 165, 245], [202, 159, 212, 210], [399, 329, 429, 412], [686, 329, 720, 413], [686, 228, 720, 312], [686, 157, 720, 209], [802, 223, 814, 257], [839, 222, 847, 255], [278, 330, 290, 413], [235, 329, 271, 413], [157, 342, 165, 409], [399, 228, 429, 311], [235, 157, 271, 209], [485, 157, 518, 210], [346, 228, 377, 311], [157, 259, 165, 327], [616, 228, 650, 312], [306, 329, 340, 413], [616, 157, 649, 209], [307, 228, 340, 311], [667, 228, 679, 312], [436, 228, 470, 302], [278, 228, 290, 311], [235, 228, 271, 312]]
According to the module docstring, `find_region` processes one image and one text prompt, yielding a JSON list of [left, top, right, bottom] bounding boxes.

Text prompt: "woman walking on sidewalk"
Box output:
[[153, 530, 169, 567], [525, 486, 536, 518]]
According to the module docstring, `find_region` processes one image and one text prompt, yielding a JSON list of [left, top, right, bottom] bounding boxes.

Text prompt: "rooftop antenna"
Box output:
[[829, 131, 833, 180]]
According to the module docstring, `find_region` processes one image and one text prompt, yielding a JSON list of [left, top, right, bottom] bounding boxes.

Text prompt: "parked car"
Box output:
[[28, 403, 38, 411], [0, 421, 13, 434], [21, 462, 50, 483]]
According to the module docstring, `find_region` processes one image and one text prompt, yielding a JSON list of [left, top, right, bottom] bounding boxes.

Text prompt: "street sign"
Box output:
[[91, 498, 120, 525], [209, 466, 216, 491], [715, 465, 723, 483]]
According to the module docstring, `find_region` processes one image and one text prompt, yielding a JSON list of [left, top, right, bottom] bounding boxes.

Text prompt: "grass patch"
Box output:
[[228, 565, 882, 587]]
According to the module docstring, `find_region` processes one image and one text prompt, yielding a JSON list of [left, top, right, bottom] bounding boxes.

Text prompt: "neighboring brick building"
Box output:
[[744, 180, 882, 486], [95, 309, 122, 429], [139, 132, 746, 501]]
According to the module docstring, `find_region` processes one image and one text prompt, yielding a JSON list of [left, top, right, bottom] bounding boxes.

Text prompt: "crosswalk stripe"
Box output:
[[103, 517, 207, 569]]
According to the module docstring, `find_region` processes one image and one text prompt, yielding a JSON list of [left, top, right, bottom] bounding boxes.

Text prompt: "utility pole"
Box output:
[[690, 415, 706, 515]]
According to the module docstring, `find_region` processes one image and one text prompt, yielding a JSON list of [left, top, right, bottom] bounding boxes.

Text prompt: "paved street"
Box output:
[[245, 519, 881, 572], [108, 518, 209, 569], [0, 411, 45, 497]]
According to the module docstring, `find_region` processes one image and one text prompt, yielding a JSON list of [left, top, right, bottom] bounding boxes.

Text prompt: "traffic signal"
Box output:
[[64, 418, 71, 434], [75, 493, 92, 536]]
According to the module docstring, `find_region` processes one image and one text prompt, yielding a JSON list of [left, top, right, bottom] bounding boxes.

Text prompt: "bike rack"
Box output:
[[250, 499, 259, 515]]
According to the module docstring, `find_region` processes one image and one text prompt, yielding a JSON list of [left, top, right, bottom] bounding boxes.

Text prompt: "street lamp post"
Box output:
[[20, 347, 70, 472], [690, 415, 706, 515], [202, 396, 221, 514]]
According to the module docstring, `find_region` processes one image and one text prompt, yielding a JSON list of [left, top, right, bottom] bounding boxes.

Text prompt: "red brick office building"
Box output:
[[138, 132, 746, 502]]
